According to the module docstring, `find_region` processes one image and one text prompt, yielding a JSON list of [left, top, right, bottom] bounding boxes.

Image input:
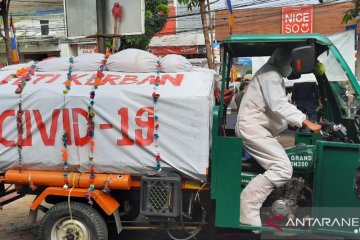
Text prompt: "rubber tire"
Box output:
[[38, 201, 108, 240]]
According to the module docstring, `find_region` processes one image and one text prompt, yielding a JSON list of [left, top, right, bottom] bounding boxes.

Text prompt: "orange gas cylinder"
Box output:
[[4, 170, 131, 190]]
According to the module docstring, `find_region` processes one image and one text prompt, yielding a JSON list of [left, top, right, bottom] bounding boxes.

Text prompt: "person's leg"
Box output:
[[243, 137, 292, 187], [242, 148, 251, 160], [240, 174, 274, 226], [305, 105, 317, 123], [240, 137, 292, 226]]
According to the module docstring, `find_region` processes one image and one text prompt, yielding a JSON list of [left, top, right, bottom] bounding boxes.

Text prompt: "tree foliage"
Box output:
[[177, 0, 200, 11], [177, 0, 215, 69], [0, 0, 12, 64], [342, 0, 360, 23], [119, 0, 169, 50]]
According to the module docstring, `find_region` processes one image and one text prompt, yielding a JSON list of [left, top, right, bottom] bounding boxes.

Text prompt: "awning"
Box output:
[[149, 31, 204, 55]]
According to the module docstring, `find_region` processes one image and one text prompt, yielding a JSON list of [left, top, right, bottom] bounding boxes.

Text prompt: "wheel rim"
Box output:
[[51, 217, 91, 240]]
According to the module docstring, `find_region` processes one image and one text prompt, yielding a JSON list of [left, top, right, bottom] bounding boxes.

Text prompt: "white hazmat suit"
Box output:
[[235, 46, 306, 226]]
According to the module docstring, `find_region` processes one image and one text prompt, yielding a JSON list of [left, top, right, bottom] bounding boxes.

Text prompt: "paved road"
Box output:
[[0, 133, 295, 240], [0, 195, 38, 239], [0, 195, 260, 240]]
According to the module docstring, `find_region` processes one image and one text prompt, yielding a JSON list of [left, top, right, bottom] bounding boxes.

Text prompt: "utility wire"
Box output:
[[153, 0, 347, 35], [167, 0, 325, 19], [6, 0, 350, 39]]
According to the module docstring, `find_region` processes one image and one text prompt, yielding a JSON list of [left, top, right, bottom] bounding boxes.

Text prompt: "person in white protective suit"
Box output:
[[235, 46, 321, 227]]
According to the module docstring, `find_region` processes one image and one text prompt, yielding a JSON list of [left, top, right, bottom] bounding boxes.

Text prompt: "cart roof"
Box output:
[[222, 34, 331, 58]]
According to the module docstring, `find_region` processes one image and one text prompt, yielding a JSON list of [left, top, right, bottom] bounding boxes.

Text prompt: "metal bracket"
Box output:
[[27, 208, 38, 224], [113, 209, 123, 234]]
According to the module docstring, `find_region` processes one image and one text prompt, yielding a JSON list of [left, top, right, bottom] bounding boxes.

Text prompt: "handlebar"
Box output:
[[320, 120, 351, 143]]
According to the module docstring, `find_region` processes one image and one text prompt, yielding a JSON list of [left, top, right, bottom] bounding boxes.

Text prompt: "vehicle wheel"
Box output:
[[120, 200, 140, 221], [38, 201, 108, 240]]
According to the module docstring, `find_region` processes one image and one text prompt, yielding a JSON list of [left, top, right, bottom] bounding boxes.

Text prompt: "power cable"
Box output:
[[166, 0, 323, 19], [6, 0, 351, 40], [153, 0, 348, 35]]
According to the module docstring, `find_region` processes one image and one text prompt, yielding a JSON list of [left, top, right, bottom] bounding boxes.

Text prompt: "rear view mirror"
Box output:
[[291, 46, 315, 74]]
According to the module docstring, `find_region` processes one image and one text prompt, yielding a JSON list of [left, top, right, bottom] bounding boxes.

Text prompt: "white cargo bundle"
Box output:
[[35, 54, 105, 72], [107, 49, 159, 73], [0, 61, 35, 71], [0, 69, 215, 180], [160, 54, 193, 73]]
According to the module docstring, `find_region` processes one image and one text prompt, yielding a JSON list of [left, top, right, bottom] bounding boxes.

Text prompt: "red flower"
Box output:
[[16, 68, 29, 77], [97, 71, 104, 78]]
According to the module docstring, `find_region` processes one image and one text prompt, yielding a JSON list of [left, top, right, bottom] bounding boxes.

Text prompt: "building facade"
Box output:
[[215, 2, 358, 39], [0, 0, 96, 65]]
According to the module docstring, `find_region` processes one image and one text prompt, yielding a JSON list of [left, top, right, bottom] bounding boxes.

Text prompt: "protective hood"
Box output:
[[268, 46, 292, 78]]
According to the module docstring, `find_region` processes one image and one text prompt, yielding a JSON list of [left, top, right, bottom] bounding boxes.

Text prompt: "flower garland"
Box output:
[[62, 57, 74, 189], [152, 60, 162, 173], [86, 49, 110, 204], [14, 66, 35, 171]]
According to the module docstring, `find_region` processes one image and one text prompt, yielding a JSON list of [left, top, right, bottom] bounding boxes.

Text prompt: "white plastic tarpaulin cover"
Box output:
[[0, 71, 215, 181]]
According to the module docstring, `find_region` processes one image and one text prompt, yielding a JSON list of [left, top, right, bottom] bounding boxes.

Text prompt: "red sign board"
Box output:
[[150, 46, 199, 55], [282, 6, 313, 34], [78, 44, 97, 55]]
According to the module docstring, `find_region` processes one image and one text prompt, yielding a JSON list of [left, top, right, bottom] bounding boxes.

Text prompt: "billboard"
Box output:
[[65, 0, 145, 38], [238, 58, 252, 67], [282, 6, 313, 34]]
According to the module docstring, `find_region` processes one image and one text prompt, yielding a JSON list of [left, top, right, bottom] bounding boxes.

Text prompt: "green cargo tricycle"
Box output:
[[211, 34, 360, 238]]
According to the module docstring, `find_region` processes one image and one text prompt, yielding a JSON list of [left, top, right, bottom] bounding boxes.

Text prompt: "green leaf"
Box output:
[[120, 0, 169, 50], [342, 2, 360, 23], [145, 10, 153, 19], [156, 4, 170, 14]]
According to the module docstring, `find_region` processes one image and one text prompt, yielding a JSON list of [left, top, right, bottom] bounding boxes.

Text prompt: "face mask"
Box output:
[[268, 46, 292, 77], [282, 64, 293, 78]]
